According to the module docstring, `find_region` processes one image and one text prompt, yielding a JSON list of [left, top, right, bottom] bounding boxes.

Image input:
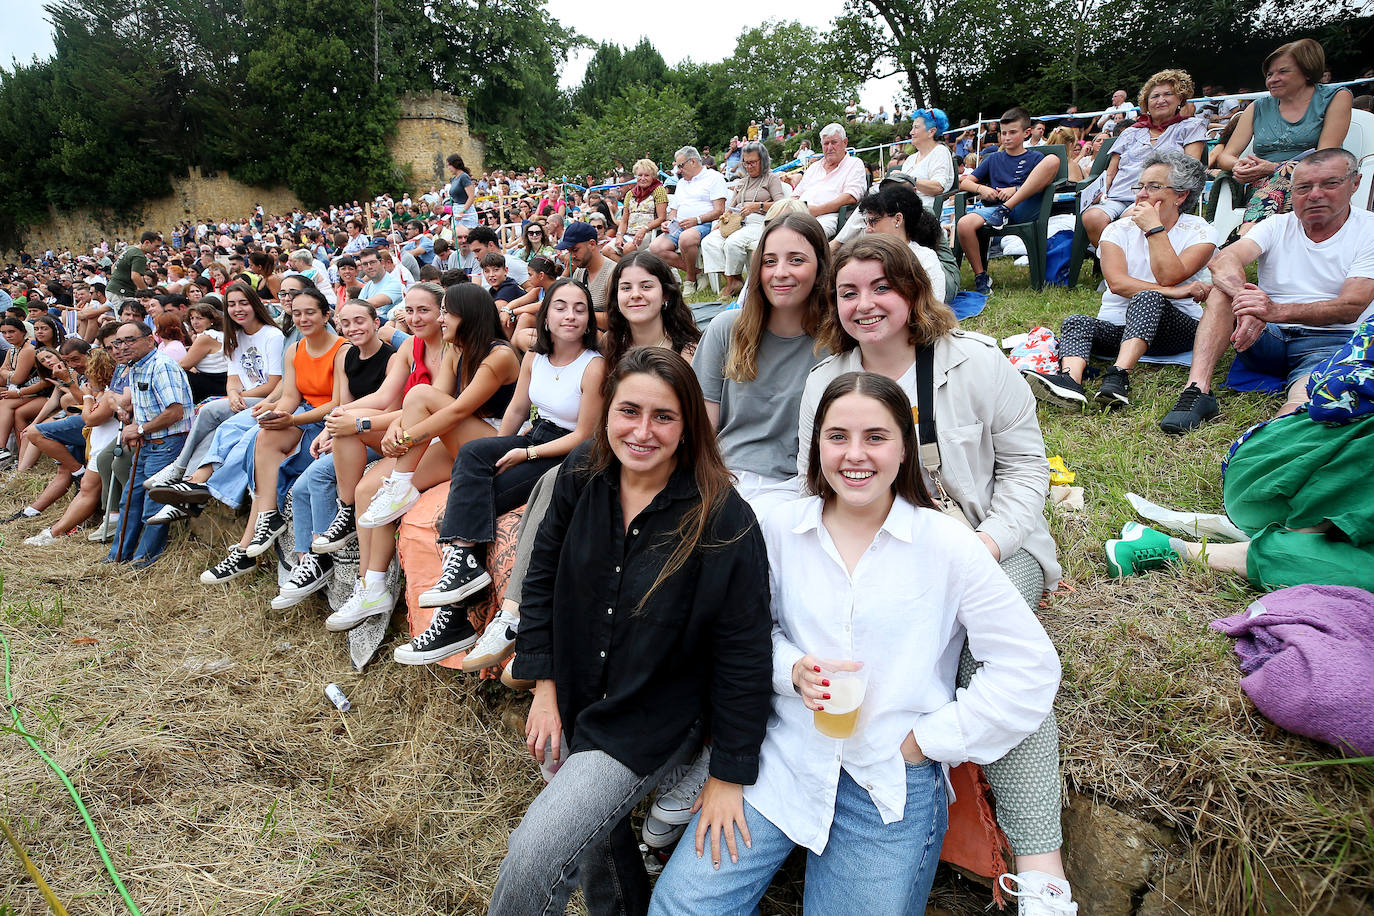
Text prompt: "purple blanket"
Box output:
[[1211, 585, 1374, 755]]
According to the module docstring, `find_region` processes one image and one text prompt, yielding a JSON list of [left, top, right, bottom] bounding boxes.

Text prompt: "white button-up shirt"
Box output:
[[744, 495, 1060, 854]]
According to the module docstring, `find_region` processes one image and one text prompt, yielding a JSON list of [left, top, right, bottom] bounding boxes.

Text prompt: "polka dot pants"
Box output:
[[1059, 290, 1199, 364]]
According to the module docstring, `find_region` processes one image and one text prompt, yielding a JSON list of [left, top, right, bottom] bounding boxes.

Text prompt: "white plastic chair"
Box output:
[[1209, 108, 1374, 244]]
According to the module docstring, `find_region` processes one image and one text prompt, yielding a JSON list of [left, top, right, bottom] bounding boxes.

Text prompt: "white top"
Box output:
[[745, 496, 1060, 854], [673, 168, 729, 222], [909, 242, 944, 301], [1098, 213, 1212, 322], [900, 145, 955, 211], [229, 323, 285, 388], [529, 349, 601, 431], [194, 329, 230, 374], [1246, 208, 1374, 331]]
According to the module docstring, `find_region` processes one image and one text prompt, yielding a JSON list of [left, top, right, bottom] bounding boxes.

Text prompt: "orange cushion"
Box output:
[[940, 762, 1013, 905]]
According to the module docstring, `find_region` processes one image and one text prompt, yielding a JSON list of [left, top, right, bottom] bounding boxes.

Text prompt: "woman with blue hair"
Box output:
[[900, 108, 955, 212]]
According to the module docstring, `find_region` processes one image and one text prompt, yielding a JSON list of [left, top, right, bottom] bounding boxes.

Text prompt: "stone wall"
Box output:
[[388, 91, 485, 194], [13, 168, 304, 257]]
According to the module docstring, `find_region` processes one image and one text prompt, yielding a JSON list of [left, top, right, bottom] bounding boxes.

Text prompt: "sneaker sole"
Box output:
[[501, 666, 534, 691], [460, 637, 516, 672], [200, 563, 256, 585], [310, 532, 357, 555], [649, 801, 698, 827], [276, 572, 333, 604], [324, 602, 393, 632], [418, 570, 492, 608], [642, 819, 687, 848], [393, 632, 479, 666], [146, 512, 191, 526], [1023, 372, 1087, 409], [1104, 539, 1130, 577], [148, 485, 212, 505], [356, 493, 421, 529], [243, 526, 287, 558], [1094, 391, 1130, 408]]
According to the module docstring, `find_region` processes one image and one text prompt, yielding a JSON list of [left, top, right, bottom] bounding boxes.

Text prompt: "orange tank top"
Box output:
[[294, 335, 346, 408]]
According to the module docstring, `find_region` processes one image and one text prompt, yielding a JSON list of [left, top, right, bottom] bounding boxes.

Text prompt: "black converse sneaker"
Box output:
[[393, 604, 478, 665], [311, 501, 357, 554], [244, 509, 288, 558], [418, 545, 492, 608], [272, 554, 334, 609], [200, 546, 256, 584]]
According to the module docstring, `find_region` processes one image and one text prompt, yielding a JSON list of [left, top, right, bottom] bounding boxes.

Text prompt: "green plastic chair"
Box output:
[[952, 145, 1068, 291], [1066, 137, 1117, 289]]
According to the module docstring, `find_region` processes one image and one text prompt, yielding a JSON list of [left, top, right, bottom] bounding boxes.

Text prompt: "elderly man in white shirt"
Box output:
[[787, 123, 870, 239], [650, 146, 728, 296]]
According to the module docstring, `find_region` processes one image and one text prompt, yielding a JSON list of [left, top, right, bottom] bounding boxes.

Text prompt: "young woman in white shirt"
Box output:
[[649, 371, 1060, 915]]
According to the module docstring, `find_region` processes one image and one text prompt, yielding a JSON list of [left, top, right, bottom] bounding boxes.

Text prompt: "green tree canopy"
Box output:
[[550, 84, 697, 178]]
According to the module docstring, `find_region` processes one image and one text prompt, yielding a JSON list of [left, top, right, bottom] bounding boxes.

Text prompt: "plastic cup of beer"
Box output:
[[813, 663, 867, 739]]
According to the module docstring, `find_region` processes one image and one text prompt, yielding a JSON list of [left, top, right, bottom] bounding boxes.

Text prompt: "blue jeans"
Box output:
[[649, 762, 947, 916], [489, 732, 699, 916], [36, 413, 87, 463], [289, 446, 379, 553], [1237, 324, 1353, 389], [108, 433, 187, 564]]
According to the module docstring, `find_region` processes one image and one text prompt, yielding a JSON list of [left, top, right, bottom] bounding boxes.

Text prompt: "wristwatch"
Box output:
[[355, 417, 372, 433], [137, 424, 145, 436], [1144, 225, 1167, 237], [526, 446, 539, 462]]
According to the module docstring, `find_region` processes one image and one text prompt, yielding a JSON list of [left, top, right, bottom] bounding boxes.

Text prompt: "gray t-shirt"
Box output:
[[694, 309, 823, 481]]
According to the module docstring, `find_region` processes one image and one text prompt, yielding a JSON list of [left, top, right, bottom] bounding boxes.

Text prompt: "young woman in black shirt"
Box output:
[[488, 347, 772, 916]]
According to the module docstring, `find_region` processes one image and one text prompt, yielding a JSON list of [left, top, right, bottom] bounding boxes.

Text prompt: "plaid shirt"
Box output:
[[128, 348, 193, 436]]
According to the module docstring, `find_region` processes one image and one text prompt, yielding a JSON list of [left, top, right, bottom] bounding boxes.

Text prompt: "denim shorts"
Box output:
[[666, 221, 713, 246], [1238, 324, 1354, 389], [967, 196, 1040, 226], [37, 413, 87, 462]]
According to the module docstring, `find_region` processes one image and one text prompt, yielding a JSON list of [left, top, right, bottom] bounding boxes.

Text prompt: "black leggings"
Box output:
[[1059, 290, 1198, 362]]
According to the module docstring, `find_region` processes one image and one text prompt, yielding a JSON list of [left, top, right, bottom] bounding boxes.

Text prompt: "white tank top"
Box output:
[[530, 349, 600, 431], [195, 329, 231, 373]]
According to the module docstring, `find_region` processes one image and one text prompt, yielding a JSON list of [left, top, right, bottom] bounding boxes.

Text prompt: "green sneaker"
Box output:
[[1105, 523, 1181, 577]]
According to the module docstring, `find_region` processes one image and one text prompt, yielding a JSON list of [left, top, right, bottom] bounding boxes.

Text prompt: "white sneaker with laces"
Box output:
[[999, 871, 1078, 915], [681, 279, 697, 297], [357, 476, 420, 529], [143, 463, 184, 490], [460, 607, 519, 671], [650, 746, 711, 826], [24, 528, 58, 546], [325, 583, 394, 631]]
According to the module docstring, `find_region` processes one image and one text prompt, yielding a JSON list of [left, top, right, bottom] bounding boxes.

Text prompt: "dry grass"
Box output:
[[0, 258, 1371, 914]]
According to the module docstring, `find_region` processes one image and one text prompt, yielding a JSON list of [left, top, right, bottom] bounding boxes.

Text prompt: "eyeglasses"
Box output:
[[861, 213, 889, 227], [279, 288, 299, 298], [1292, 176, 1352, 195], [110, 338, 139, 348], [1130, 182, 1183, 193]]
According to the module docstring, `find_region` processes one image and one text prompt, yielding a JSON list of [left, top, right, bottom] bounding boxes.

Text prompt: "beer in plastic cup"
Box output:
[[813, 665, 866, 739]]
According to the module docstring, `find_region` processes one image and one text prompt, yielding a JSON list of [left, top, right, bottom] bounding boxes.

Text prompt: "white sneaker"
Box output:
[[24, 528, 58, 546], [999, 871, 1078, 915], [325, 583, 395, 631], [681, 279, 697, 297], [650, 746, 711, 825], [143, 463, 184, 490], [357, 476, 420, 529], [642, 814, 686, 850], [460, 607, 519, 671], [88, 514, 119, 541]]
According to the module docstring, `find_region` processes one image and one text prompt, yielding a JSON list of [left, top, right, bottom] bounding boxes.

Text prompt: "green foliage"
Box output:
[[667, 59, 747, 154], [571, 39, 669, 121], [725, 21, 861, 127], [549, 84, 698, 179]]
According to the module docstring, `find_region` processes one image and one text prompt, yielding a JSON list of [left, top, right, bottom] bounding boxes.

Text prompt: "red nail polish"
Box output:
[[823, 693, 830, 700], [816, 705, 824, 711], [813, 665, 821, 672], [821, 678, 830, 687]]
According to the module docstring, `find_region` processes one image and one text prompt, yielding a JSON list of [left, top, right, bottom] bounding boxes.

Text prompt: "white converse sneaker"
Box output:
[[650, 746, 711, 826], [325, 583, 394, 631], [999, 871, 1078, 915], [357, 476, 420, 529]]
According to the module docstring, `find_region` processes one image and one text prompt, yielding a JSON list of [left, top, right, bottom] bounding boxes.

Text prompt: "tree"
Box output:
[[572, 38, 669, 121], [550, 84, 697, 178], [669, 59, 747, 152], [724, 21, 859, 127]]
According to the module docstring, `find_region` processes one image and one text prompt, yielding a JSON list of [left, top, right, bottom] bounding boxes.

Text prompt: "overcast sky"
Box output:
[[2, 0, 908, 113]]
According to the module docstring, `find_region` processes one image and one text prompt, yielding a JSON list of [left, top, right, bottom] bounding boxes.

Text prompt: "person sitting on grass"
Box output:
[[23, 348, 119, 545], [955, 107, 1062, 296], [1108, 314, 1374, 593], [1158, 149, 1374, 434], [193, 288, 346, 583], [1023, 151, 1214, 410]]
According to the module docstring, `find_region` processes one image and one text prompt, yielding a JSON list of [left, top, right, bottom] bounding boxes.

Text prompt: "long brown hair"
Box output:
[[221, 280, 277, 355], [442, 282, 508, 388], [591, 347, 736, 610], [727, 213, 830, 383], [803, 372, 933, 509], [605, 251, 700, 375], [820, 235, 956, 355]]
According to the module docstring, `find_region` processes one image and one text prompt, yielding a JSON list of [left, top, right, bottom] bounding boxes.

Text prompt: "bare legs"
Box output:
[[236, 424, 305, 549]]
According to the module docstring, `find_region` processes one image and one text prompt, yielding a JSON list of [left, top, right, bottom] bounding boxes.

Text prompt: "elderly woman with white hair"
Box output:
[[288, 248, 332, 299], [1024, 150, 1215, 410], [700, 141, 791, 301]]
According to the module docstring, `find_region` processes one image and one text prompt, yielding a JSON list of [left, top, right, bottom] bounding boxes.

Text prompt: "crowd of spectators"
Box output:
[[1, 36, 1372, 916]]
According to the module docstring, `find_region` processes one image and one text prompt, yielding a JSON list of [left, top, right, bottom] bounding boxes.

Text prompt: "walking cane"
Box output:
[[113, 436, 141, 561]]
